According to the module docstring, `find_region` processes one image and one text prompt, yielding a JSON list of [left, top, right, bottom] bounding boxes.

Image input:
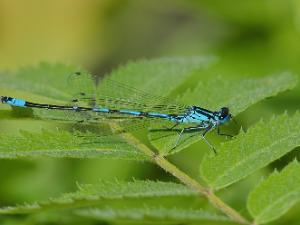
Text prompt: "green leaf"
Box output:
[[2, 62, 297, 160], [247, 160, 300, 224], [0, 62, 82, 101], [44, 56, 216, 118], [0, 57, 216, 125], [149, 73, 297, 155], [1, 57, 215, 104], [181, 72, 296, 115], [0, 57, 216, 160], [0, 129, 148, 161], [34, 56, 215, 119], [102, 56, 216, 97], [0, 180, 196, 214], [77, 206, 229, 223], [200, 112, 300, 190]]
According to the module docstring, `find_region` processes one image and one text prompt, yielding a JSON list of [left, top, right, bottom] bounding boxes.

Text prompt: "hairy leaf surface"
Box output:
[[248, 161, 300, 224], [150, 73, 297, 155], [77, 206, 229, 223], [0, 62, 81, 101], [200, 112, 300, 190], [181, 72, 296, 115], [0, 130, 148, 160], [0, 180, 196, 214]]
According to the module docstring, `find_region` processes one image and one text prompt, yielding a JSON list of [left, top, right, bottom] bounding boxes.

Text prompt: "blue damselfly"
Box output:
[[1, 72, 233, 153]]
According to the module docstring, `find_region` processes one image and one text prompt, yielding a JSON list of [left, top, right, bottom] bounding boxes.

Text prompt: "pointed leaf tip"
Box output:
[[248, 161, 300, 224]]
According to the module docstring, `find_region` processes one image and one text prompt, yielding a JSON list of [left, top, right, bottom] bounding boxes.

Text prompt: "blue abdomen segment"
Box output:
[[92, 108, 171, 118], [119, 109, 141, 116], [93, 108, 110, 113], [147, 112, 169, 118], [7, 98, 26, 107]]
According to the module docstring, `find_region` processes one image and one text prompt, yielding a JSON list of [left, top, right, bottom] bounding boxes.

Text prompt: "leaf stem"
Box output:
[[121, 131, 250, 224]]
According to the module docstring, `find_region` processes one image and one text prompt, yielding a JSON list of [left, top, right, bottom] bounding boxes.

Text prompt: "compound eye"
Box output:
[[221, 107, 229, 118]]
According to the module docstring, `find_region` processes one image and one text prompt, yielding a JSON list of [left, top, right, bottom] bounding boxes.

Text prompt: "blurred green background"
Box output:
[[0, 0, 300, 224]]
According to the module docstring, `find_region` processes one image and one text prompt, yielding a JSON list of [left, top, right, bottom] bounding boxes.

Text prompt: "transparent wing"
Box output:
[[68, 72, 189, 114], [33, 71, 189, 137]]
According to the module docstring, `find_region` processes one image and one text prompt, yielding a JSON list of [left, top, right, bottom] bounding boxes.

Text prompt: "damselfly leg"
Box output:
[[172, 124, 217, 154]]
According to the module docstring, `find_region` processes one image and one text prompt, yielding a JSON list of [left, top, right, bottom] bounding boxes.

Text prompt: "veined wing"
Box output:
[[27, 71, 189, 134], [68, 72, 189, 114]]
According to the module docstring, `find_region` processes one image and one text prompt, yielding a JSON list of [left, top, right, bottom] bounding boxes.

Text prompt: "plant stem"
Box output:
[[154, 154, 250, 224], [121, 131, 250, 225]]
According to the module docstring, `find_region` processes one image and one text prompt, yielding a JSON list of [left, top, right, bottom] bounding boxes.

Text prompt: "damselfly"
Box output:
[[1, 72, 233, 153]]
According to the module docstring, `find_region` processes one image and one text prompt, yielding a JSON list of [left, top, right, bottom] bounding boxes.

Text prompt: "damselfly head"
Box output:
[[1, 96, 7, 103], [218, 107, 231, 124]]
